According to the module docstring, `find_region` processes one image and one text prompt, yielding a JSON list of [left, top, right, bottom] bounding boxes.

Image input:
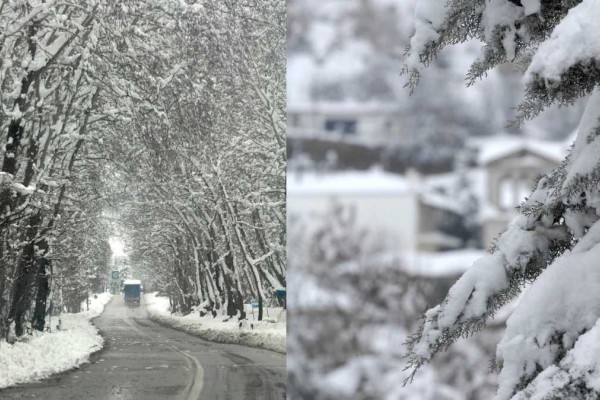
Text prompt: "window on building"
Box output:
[[324, 119, 357, 135], [517, 177, 531, 204], [384, 119, 393, 133], [289, 113, 300, 127], [499, 177, 515, 210]]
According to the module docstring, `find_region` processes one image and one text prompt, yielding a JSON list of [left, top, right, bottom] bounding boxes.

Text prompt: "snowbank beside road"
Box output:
[[144, 293, 286, 354], [0, 292, 112, 389]]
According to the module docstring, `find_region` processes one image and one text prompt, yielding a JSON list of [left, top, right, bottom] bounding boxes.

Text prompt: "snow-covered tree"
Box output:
[[104, 0, 286, 322], [403, 1, 600, 398], [0, 0, 284, 339], [0, 0, 184, 337]]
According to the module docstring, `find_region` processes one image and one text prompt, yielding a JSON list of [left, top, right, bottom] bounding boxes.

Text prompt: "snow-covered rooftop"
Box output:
[[288, 169, 466, 214], [394, 249, 488, 278], [123, 279, 141, 285], [288, 101, 401, 115], [420, 191, 463, 214], [287, 169, 413, 196], [473, 135, 569, 165]]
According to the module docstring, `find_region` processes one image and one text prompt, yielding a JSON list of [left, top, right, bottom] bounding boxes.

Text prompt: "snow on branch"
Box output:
[[402, 1, 600, 398], [525, 0, 600, 84], [406, 88, 600, 398], [514, 318, 600, 399], [404, 0, 583, 91], [402, 0, 451, 87], [495, 219, 600, 399], [405, 178, 570, 380], [518, 0, 600, 121]]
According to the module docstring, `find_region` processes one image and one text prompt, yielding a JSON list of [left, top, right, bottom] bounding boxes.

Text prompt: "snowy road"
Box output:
[[0, 296, 286, 399]]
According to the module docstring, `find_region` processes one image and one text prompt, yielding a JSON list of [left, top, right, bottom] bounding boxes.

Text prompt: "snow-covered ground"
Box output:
[[144, 293, 286, 354], [0, 292, 112, 388]]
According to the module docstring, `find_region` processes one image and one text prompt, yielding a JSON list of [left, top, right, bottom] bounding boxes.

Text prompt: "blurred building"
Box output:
[[477, 136, 566, 246], [427, 135, 571, 248], [287, 169, 464, 252], [288, 135, 573, 254], [288, 102, 402, 140]]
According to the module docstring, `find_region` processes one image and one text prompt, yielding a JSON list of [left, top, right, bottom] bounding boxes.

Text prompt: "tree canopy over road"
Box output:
[[0, 0, 285, 339]]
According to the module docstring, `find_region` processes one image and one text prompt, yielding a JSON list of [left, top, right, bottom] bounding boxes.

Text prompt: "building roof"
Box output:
[[473, 135, 568, 166], [288, 101, 401, 115], [420, 191, 463, 214], [396, 249, 488, 278], [287, 169, 413, 196], [288, 169, 464, 214]]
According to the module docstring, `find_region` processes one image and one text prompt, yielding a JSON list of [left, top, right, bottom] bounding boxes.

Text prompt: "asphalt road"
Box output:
[[0, 296, 286, 400]]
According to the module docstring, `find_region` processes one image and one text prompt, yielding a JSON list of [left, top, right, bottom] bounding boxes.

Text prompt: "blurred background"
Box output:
[[286, 0, 585, 399]]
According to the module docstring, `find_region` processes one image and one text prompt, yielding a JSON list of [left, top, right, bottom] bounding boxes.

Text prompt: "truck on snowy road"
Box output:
[[122, 279, 142, 305]]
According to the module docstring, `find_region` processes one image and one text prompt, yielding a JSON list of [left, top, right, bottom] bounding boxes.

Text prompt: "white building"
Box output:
[[475, 136, 568, 247], [426, 135, 571, 248], [288, 102, 402, 142], [287, 169, 464, 252], [288, 135, 573, 254]]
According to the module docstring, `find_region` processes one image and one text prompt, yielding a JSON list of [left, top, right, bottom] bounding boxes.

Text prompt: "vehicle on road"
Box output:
[[122, 279, 142, 305]]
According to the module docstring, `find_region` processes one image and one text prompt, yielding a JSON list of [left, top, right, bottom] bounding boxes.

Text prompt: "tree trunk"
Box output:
[[31, 250, 50, 332], [9, 242, 35, 336], [9, 210, 43, 335], [223, 253, 246, 319], [222, 269, 239, 318], [0, 237, 7, 339]]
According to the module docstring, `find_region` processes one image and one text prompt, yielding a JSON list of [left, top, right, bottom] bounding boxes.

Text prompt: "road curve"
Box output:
[[0, 296, 286, 399]]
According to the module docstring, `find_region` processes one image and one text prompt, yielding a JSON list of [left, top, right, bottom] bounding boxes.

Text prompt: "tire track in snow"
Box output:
[[122, 312, 204, 400]]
